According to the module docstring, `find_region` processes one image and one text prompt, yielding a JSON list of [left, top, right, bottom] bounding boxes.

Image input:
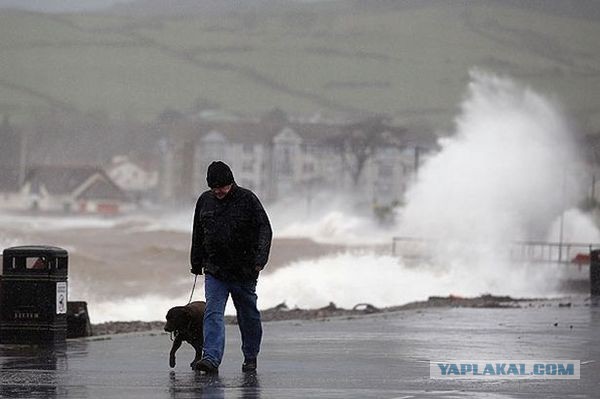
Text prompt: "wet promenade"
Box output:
[[1, 301, 599, 398]]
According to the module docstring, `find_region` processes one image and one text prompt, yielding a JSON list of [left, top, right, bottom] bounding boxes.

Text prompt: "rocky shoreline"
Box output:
[[89, 294, 546, 336]]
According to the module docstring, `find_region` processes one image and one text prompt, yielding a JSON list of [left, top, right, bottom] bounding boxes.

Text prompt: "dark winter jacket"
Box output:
[[190, 184, 272, 281]]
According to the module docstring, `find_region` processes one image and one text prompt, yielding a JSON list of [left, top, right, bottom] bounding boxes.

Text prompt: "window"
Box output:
[[378, 163, 393, 179], [303, 163, 314, 173], [242, 160, 254, 172], [203, 143, 225, 162], [278, 146, 293, 176], [243, 143, 254, 154]]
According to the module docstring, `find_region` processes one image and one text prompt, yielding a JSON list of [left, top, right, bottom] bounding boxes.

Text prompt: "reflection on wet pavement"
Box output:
[[1, 344, 73, 398], [168, 371, 260, 399], [1, 302, 599, 398]]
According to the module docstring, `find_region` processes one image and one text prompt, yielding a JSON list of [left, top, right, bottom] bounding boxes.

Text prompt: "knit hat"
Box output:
[[207, 161, 234, 188]]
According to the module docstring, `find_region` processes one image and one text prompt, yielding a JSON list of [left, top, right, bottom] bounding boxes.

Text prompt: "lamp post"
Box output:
[[558, 167, 567, 263]]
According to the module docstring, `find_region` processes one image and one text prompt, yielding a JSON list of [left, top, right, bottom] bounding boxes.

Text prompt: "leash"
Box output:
[[188, 274, 198, 304]]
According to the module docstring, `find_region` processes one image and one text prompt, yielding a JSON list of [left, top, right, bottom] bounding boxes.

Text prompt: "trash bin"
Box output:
[[67, 301, 93, 338], [591, 249, 600, 297], [0, 245, 68, 344]]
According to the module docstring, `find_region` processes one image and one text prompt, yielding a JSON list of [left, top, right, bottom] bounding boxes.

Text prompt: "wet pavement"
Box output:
[[1, 302, 599, 398]]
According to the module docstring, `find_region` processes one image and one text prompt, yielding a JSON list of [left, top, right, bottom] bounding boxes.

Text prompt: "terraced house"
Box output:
[[160, 112, 436, 207]]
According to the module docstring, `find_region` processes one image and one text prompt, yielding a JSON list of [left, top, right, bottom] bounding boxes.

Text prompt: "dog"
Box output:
[[164, 301, 205, 368]]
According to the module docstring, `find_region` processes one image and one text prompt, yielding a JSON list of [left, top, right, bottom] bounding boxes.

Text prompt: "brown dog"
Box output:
[[164, 301, 205, 368]]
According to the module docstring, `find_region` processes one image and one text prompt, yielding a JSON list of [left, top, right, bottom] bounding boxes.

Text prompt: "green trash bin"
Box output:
[[0, 245, 68, 344]]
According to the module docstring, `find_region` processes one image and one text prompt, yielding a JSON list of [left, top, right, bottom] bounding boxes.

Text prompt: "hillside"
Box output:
[[1, 1, 600, 130]]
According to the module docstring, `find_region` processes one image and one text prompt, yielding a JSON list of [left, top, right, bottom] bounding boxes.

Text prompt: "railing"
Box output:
[[392, 236, 600, 265], [508, 241, 597, 265]]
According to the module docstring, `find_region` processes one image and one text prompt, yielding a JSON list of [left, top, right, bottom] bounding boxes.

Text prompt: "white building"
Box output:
[[107, 155, 158, 200], [160, 116, 435, 207]]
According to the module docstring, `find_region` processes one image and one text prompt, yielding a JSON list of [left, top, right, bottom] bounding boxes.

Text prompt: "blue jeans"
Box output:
[[202, 274, 262, 367]]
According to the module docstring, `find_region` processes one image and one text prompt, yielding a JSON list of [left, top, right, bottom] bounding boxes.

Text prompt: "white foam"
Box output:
[[85, 249, 568, 323], [256, 71, 600, 312], [257, 251, 565, 311], [547, 208, 600, 243], [89, 294, 189, 324], [0, 212, 121, 232]]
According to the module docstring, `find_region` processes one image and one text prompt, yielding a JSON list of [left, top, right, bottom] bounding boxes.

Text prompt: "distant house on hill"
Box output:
[[22, 166, 129, 215]]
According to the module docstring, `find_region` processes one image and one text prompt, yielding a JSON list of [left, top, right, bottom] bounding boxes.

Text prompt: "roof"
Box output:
[[76, 177, 128, 201], [191, 118, 438, 150], [194, 120, 345, 144], [25, 165, 127, 201], [196, 120, 282, 144], [25, 165, 100, 195]]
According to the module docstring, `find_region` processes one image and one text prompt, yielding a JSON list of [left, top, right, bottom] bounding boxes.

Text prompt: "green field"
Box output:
[[1, 1, 600, 130]]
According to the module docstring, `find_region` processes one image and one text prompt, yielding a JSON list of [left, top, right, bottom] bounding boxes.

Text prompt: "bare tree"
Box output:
[[330, 115, 407, 185]]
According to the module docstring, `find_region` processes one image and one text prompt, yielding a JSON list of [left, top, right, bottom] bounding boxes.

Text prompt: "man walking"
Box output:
[[190, 161, 272, 373]]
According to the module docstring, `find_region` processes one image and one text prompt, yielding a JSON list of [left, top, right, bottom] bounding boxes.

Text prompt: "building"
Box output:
[[106, 155, 158, 202], [0, 115, 25, 208], [21, 165, 129, 215], [160, 114, 436, 206]]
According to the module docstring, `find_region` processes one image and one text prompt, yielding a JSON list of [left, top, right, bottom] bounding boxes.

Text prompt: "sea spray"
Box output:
[[546, 208, 600, 243], [399, 71, 582, 244], [396, 71, 591, 280], [255, 72, 598, 311]]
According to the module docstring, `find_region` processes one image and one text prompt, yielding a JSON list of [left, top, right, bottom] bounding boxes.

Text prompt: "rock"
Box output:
[[319, 302, 339, 312], [274, 302, 289, 311], [352, 303, 380, 313]]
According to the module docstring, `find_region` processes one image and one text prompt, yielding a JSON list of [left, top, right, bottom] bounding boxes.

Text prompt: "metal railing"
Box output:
[[508, 240, 598, 264], [392, 236, 600, 265]]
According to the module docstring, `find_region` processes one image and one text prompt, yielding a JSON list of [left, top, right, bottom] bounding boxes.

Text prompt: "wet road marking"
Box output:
[[581, 360, 596, 365]]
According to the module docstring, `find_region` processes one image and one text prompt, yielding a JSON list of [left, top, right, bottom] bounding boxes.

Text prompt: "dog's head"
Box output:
[[164, 306, 192, 333]]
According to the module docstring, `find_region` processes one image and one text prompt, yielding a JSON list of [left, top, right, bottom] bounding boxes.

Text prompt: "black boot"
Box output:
[[242, 358, 257, 372], [193, 359, 219, 374]]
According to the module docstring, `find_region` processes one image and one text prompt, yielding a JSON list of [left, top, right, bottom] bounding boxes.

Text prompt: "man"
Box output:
[[190, 161, 272, 373]]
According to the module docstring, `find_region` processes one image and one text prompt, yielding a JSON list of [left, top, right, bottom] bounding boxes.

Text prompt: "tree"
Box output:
[[331, 115, 407, 185]]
